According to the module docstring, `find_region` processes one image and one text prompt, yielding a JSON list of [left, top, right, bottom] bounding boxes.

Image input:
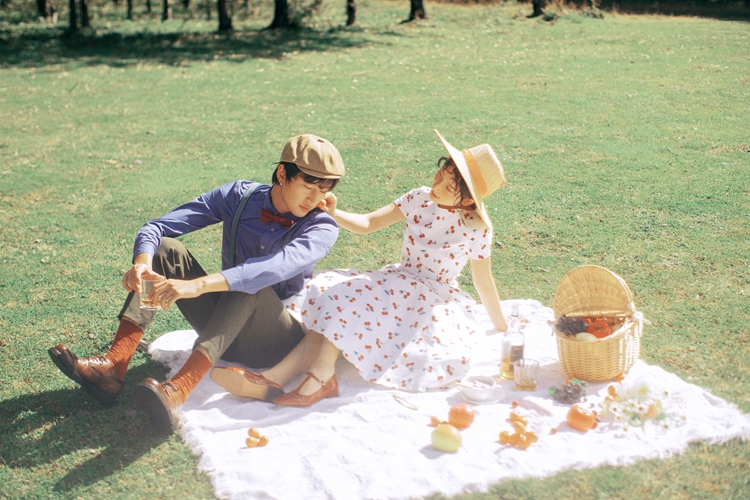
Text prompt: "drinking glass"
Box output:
[[140, 279, 162, 310], [514, 359, 539, 391]]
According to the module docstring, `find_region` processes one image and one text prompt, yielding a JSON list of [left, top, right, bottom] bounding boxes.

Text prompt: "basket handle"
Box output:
[[632, 310, 650, 326]]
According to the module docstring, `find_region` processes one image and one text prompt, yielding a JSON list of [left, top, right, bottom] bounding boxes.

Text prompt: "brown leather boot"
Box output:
[[133, 378, 184, 434], [48, 344, 125, 407]]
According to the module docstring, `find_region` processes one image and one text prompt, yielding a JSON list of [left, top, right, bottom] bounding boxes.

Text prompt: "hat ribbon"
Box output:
[[463, 149, 488, 197]]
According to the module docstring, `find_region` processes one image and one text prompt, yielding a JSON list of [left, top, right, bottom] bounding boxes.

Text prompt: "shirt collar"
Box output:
[[261, 185, 303, 222]]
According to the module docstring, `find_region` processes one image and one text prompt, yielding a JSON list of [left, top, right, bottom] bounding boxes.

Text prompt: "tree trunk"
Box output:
[[346, 0, 356, 26], [146, 0, 151, 13], [162, 0, 171, 20], [68, 0, 77, 32], [529, 0, 546, 17], [407, 0, 425, 21], [267, 0, 289, 28], [79, 0, 89, 26], [205, 0, 211, 19], [218, 0, 232, 30], [127, 0, 132, 19], [37, 0, 54, 19], [182, 0, 189, 8]]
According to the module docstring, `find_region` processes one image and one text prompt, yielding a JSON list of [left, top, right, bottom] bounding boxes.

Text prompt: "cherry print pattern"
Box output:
[[286, 187, 492, 391]]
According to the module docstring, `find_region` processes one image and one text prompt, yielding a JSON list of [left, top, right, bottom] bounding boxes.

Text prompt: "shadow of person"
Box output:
[[0, 360, 171, 493]]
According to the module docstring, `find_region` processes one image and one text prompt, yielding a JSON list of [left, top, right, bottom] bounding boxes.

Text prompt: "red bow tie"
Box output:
[[260, 208, 295, 229]]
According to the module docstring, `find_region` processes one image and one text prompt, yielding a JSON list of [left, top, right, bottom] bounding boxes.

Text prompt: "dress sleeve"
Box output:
[[470, 226, 493, 260], [394, 187, 427, 217]]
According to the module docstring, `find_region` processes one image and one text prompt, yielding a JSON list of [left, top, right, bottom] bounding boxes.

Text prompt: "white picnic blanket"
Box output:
[[149, 299, 750, 500]]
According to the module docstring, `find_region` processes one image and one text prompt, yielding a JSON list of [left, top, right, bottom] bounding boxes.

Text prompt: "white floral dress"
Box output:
[[286, 187, 493, 391]]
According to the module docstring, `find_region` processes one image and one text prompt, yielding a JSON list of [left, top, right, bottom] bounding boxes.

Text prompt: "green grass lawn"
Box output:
[[1, 1, 749, 498]]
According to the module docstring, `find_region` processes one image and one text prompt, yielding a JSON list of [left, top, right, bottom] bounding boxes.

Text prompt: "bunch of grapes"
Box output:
[[549, 379, 588, 404], [555, 315, 586, 337]]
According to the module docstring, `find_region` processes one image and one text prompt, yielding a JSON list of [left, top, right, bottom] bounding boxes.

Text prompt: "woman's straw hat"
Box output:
[[435, 130, 506, 230]]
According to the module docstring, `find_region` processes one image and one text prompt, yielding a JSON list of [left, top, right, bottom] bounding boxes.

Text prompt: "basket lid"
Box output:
[[553, 265, 636, 319]]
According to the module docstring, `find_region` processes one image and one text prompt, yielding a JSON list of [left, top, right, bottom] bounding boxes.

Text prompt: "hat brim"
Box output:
[[296, 164, 343, 179], [434, 130, 492, 231]]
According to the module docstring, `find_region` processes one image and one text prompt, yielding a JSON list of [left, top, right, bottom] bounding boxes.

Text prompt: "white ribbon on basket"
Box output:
[[628, 303, 652, 338]]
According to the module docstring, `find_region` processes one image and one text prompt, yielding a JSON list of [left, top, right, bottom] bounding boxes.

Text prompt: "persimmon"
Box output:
[[566, 405, 598, 432], [586, 319, 611, 339], [448, 402, 475, 429]]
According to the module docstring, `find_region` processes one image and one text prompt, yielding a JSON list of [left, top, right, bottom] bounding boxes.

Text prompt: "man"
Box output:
[[49, 134, 345, 434]]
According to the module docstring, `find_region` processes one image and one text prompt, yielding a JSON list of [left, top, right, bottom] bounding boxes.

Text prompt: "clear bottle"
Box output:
[[499, 305, 525, 381]]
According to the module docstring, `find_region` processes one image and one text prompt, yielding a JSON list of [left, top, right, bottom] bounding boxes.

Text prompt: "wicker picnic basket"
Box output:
[[552, 265, 645, 381]]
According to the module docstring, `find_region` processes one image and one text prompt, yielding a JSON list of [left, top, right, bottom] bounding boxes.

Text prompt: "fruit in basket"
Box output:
[[431, 423, 462, 452], [586, 319, 612, 339], [555, 315, 586, 337], [575, 332, 597, 341], [566, 404, 598, 432]]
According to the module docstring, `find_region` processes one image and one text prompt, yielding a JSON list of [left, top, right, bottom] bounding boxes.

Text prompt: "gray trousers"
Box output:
[[118, 238, 305, 367]]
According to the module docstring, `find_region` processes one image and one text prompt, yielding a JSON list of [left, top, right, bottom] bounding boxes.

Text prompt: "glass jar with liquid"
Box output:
[[499, 306, 525, 381]]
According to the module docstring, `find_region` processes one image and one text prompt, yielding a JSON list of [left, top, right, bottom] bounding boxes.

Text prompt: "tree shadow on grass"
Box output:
[[0, 24, 396, 69], [0, 359, 171, 492]]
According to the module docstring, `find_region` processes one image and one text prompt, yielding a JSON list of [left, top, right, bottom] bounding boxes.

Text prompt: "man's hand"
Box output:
[[122, 262, 161, 294], [317, 192, 338, 215], [151, 279, 201, 310], [148, 273, 230, 310]]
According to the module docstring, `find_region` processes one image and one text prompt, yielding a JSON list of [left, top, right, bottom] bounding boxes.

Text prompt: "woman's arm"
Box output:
[[470, 257, 508, 332], [319, 192, 405, 235]]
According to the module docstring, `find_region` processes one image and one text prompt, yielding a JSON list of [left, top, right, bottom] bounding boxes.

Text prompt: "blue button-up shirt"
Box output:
[[133, 181, 339, 299]]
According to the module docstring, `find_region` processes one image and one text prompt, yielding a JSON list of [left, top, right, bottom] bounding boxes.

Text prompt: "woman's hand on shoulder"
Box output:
[[317, 192, 337, 215]]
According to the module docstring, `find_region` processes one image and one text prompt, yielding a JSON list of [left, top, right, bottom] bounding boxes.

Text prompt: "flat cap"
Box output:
[[280, 134, 345, 179]]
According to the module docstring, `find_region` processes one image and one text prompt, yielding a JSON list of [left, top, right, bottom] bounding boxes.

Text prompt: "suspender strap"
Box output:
[[278, 230, 294, 299], [229, 182, 294, 298], [230, 182, 259, 268]]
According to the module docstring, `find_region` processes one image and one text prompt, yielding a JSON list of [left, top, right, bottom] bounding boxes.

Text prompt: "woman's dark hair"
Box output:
[[437, 156, 476, 210], [272, 162, 339, 191]]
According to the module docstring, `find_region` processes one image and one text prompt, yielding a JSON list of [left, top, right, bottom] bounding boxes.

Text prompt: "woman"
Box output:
[[211, 130, 508, 406]]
